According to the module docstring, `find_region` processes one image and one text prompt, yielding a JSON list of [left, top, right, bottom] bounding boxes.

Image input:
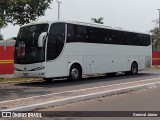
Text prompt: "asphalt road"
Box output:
[[0, 70, 160, 102], [37, 84, 160, 120], [45, 86, 160, 112]]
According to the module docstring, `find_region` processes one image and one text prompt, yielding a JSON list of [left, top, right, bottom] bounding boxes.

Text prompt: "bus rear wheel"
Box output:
[[126, 62, 138, 75], [68, 64, 82, 82]]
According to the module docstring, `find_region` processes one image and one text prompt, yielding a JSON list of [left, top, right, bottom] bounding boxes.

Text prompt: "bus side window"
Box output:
[[67, 24, 87, 43], [75, 25, 87, 42], [47, 23, 65, 60], [106, 29, 113, 44], [86, 26, 95, 43], [145, 35, 151, 46], [67, 24, 75, 42]]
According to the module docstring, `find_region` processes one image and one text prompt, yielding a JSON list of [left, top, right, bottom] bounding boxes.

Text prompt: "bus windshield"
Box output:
[[15, 24, 49, 64]]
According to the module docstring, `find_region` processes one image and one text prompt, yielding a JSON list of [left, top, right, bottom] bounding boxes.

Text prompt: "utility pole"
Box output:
[[57, 0, 62, 20], [158, 9, 160, 28]]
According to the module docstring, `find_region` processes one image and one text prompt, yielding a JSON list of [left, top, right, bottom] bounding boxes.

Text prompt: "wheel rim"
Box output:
[[71, 68, 79, 79]]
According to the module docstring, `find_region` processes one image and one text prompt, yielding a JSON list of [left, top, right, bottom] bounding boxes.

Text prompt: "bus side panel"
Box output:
[[112, 56, 129, 72], [145, 56, 152, 68], [87, 56, 112, 74], [67, 56, 84, 74], [57, 43, 151, 78], [45, 56, 68, 78], [139, 56, 145, 70], [86, 55, 130, 75]]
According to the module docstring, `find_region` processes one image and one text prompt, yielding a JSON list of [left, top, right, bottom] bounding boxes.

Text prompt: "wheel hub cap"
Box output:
[[71, 68, 79, 79]]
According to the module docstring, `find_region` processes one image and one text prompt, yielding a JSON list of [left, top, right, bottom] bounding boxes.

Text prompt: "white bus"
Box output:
[[14, 21, 152, 81]]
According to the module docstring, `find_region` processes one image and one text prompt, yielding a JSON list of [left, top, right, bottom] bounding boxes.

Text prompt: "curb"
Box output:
[[0, 74, 16, 79]]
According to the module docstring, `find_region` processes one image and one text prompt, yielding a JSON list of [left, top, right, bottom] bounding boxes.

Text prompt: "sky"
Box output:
[[1, 0, 160, 39]]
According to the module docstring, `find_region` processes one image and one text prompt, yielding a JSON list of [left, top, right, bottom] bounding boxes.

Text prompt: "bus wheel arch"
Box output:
[[68, 63, 82, 81]]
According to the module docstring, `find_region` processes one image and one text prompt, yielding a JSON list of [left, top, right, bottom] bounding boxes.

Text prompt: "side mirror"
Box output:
[[38, 32, 47, 47]]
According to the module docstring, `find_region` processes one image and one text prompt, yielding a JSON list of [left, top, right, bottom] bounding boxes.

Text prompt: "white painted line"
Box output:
[[0, 77, 160, 104], [2, 81, 160, 111]]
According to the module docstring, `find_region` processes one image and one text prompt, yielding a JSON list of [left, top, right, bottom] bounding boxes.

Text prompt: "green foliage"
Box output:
[[0, 18, 4, 28], [151, 66, 160, 70], [0, 34, 4, 40], [91, 17, 104, 24], [0, 0, 53, 26], [150, 27, 160, 51]]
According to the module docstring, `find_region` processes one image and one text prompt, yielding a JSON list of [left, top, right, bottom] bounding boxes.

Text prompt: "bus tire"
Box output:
[[126, 62, 138, 75], [68, 64, 82, 82]]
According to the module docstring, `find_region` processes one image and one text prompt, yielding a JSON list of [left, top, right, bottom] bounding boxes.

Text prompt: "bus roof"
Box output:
[[21, 20, 150, 35]]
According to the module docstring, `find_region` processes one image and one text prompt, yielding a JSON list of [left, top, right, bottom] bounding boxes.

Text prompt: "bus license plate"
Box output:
[[23, 73, 29, 77]]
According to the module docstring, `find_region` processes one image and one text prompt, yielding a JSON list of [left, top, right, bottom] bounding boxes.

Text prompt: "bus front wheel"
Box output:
[[68, 64, 82, 82]]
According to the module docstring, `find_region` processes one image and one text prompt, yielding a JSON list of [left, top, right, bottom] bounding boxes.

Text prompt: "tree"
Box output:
[[91, 17, 104, 24], [0, 18, 4, 29], [0, 19, 4, 41], [150, 18, 160, 51], [0, 34, 3, 40], [150, 27, 160, 51], [0, 0, 53, 26]]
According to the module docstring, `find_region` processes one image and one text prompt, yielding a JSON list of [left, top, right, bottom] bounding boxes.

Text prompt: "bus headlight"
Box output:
[[30, 66, 45, 71], [14, 67, 22, 71]]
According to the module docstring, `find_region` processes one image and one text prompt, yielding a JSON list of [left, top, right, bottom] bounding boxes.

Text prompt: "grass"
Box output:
[[151, 66, 160, 70], [0, 78, 36, 83]]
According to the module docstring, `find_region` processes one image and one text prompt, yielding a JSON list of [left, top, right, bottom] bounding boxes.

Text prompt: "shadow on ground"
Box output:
[[15, 72, 157, 88]]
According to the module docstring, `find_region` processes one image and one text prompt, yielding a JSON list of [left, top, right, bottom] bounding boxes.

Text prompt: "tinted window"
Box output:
[[137, 34, 151, 46], [75, 25, 87, 42], [47, 23, 65, 60], [95, 28, 104, 43], [15, 24, 49, 64], [67, 24, 151, 46], [86, 26, 96, 43], [67, 24, 87, 43], [67, 24, 75, 42]]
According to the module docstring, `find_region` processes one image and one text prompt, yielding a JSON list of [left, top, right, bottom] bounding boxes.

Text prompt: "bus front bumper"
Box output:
[[15, 70, 46, 78]]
